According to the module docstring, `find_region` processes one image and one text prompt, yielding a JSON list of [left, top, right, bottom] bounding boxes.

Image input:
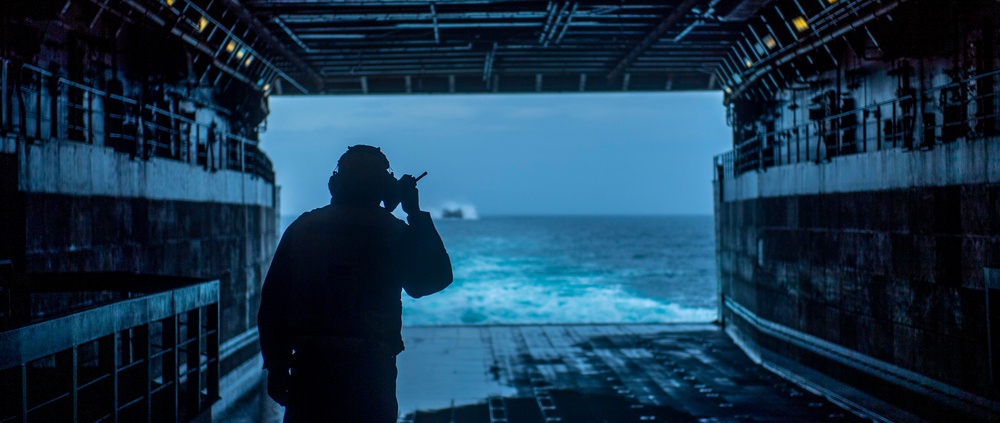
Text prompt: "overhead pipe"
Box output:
[[540, 2, 571, 45], [674, 0, 721, 43], [309, 44, 475, 54], [672, 19, 704, 42], [272, 17, 312, 53], [552, 3, 579, 45], [538, 1, 559, 44], [279, 12, 551, 23]]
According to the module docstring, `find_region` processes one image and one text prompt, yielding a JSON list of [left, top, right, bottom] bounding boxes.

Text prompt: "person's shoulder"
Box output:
[[285, 205, 335, 234]]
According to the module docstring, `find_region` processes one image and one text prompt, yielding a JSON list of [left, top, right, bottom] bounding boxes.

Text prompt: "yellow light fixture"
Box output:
[[827, 0, 838, 3], [792, 16, 809, 32], [725, 86, 732, 94], [198, 17, 208, 32], [236, 49, 245, 59], [226, 41, 237, 53], [166, 0, 175, 6], [244, 56, 253, 66], [745, 59, 753, 68], [263, 83, 271, 92], [763, 35, 777, 49]]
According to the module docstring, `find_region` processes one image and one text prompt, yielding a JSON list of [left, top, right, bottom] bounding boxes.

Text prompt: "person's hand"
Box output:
[[267, 369, 290, 407], [399, 174, 420, 215]]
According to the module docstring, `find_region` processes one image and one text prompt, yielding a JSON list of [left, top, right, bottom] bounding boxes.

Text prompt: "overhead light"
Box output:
[[244, 56, 253, 66], [198, 17, 209, 32], [236, 49, 246, 59], [226, 41, 237, 53], [763, 35, 777, 49], [745, 59, 753, 68], [725, 86, 732, 94], [263, 83, 271, 92], [827, 0, 838, 3], [166, 0, 176, 6], [792, 16, 809, 32]]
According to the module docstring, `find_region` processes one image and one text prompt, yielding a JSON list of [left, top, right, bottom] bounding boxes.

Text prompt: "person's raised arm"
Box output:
[[397, 174, 453, 298]]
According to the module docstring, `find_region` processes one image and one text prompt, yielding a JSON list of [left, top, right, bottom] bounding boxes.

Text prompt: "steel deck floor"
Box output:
[[224, 323, 867, 422], [395, 323, 865, 423]]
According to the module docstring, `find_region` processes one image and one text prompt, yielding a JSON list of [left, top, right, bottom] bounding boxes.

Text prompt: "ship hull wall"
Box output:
[[2, 135, 277, 377], [715, 138, 1000, 420]]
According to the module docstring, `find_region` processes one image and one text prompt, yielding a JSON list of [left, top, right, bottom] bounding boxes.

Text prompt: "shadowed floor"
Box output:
[[225, 324, 865, 422], [396, 323, 866, 422]]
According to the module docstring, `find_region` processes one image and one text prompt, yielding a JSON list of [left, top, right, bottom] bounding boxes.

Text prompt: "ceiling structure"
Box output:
[[86, 0, 901, 100], [239, 0, 762, 95]]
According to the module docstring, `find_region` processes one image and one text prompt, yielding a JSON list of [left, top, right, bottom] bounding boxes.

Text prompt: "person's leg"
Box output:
[[286, 351, 397, 423], [367, 355, 398, 422]]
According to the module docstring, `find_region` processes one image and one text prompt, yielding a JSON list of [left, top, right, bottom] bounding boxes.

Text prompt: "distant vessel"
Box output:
[[442, 209, 464, 219]]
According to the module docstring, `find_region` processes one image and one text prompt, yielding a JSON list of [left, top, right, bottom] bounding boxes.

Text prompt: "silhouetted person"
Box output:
[[207, 122, 218, 171], [257, 145, 453, 422]]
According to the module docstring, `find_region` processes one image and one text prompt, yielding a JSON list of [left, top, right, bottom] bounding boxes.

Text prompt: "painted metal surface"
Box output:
[[225, 324, 870, 422], [0, 276, 220, 422], [712, 3, 1000, 419]]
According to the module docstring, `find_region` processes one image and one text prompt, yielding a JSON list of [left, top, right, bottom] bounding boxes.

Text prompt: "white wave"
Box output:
[[402, 277, 716, 326]]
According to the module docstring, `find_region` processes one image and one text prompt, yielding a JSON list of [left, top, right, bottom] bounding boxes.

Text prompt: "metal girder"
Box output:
[[239, 0, 747, 94], [607, 0, 703, 81], [429, 2, 440, 43], [727, 0, 905, 100], [483, 42, 497, 80], [319, 67, 713, 76], [288, 21, 649, 32], [216, 0, 323, 91], [273, 11, 665, 22], [117, 0, 263, 89], [307, 54, 724, 64], [273, 17, 312, 52]]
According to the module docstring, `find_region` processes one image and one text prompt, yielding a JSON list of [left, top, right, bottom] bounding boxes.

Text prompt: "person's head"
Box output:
[[328, 145, 394, 206]]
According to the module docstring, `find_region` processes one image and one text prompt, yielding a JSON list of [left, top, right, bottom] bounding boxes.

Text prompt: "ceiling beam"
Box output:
[[217, 0, 324, 92], [607, 0, 701, 81], [318, 66, 712, 75], [429, 3, 441, 43]]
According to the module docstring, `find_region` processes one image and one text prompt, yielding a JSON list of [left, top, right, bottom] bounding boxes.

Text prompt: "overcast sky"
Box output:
[[259, 92, 731, 217]]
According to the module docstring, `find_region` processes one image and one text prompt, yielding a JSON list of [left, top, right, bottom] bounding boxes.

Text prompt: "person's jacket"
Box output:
[[257, 203, 453, 375]]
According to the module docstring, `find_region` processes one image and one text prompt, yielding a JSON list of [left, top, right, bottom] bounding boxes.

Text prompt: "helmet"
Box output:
[[328, 145, 399, 210]]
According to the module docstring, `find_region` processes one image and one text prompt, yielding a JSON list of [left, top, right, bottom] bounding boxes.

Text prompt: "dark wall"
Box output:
[[0, 154, 25, 272], [21, 192, 277, 345], [717, 184, 1000, 419]]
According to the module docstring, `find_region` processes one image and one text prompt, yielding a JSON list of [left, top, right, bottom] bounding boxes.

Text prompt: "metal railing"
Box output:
[[713, 150, 734, 182], [717, 69, 1000, 180], [0, 58, 274, 184], [0, 276, 220, 422]]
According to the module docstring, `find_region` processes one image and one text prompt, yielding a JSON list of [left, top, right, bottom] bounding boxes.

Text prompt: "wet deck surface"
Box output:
[[226, 324, 866, 422]]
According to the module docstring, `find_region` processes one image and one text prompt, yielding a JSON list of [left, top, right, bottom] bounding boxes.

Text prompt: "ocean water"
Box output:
[[278, 215, 718, 325]]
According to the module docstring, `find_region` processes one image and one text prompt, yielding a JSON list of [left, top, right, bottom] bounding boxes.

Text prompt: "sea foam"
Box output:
[[404, 217, 719, 325], [402, 276, 716, 326]]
